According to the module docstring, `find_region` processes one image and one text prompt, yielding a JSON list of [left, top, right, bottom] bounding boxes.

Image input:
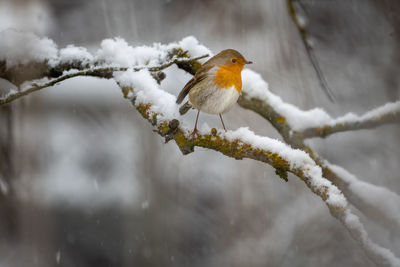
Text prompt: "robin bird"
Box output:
[[176, 49, 252, 138]]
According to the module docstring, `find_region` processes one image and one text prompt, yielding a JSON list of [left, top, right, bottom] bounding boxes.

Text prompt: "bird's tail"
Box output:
[[179, 101, 192, 115]]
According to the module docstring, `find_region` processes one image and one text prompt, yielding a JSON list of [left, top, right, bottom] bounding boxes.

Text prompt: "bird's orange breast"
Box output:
[[213, 64, 243, 94]]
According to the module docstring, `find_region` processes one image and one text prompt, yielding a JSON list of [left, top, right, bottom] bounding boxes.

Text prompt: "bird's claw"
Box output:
[[190, 128, 199, 141]]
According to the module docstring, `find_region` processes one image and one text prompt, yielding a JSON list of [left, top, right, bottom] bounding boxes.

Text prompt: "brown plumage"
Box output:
[[176, 49, 252, 138]]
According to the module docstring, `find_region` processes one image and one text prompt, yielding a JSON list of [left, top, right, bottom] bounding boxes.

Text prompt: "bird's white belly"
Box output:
[[190, 85, 239, 114]]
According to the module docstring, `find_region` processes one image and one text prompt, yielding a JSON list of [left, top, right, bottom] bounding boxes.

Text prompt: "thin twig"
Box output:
[[299, 103, 400, 139], [287, 0, 336, 102]]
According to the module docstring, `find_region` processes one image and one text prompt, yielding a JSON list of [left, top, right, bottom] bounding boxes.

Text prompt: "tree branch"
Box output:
[[299, 101, 400, 138], [0, 54, 208, 106]]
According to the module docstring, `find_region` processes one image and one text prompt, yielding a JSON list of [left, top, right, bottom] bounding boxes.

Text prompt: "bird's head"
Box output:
[[211, 49, 252, 69]]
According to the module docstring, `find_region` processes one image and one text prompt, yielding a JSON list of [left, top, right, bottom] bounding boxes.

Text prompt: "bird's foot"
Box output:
[[190, 128, 199, 141]]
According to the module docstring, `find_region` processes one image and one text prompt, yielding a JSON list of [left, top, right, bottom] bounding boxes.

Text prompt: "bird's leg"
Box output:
[[191, 110, 200, 140], [219, 114, 227, 132]]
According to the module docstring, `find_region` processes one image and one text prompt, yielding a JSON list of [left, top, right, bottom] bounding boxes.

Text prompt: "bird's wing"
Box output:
[[176, 64, 214, 104]]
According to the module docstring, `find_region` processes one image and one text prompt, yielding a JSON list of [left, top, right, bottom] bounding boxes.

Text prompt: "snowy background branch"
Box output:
[[299, 102, 400, 138]]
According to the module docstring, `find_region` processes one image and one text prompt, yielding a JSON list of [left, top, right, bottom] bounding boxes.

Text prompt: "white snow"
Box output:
[[114, 69, 180, 120], [224, 127, 313, 169], [242, 69, 332, 130], [96, 36, 211, 68], [331, 100, 400, 125], [0, 29, 58, 67], [96, 37, 168, 67], [177, 36, 212, 63], [59, 45, 94, 65]]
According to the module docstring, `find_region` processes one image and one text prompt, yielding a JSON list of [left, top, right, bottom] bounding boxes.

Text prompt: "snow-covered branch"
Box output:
[[0, 54, 208, 106], [299, 101, 400, 138], [1, 30, 399, 266], [0, 30, 208, 105], [239, 70, 400, 141]]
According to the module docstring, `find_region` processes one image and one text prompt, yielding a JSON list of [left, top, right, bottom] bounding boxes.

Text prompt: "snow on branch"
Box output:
[[239, 70, 400, 140], [0, 54, 208, 106], [116, 68, 400, 267], [0, 29, 210, 104], [0, 31, 399, 266]]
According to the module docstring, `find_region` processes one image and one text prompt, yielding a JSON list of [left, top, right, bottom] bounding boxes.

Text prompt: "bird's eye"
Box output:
[[232, 58, 237, 63]]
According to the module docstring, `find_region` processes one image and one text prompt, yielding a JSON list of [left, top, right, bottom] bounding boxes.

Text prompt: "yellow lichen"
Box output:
[[121, 87, 133, 99], [158, 122, 170, 134], [174, 48, 189, 58], [190, 61, 202, 72], [268, 153, 290, 181], [136, 104, 152, 120], [137, 103, 151, 113], [164, 122, 291, 182], [316, 125, 332, 136], [276, 116, 286, 124]]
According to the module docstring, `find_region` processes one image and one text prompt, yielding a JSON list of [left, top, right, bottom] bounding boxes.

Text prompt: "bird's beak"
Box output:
[[245, 60, 253, 64]]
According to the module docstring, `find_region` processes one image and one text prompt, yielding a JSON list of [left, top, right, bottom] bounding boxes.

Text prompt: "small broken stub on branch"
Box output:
[[275, 167, 288, 182]]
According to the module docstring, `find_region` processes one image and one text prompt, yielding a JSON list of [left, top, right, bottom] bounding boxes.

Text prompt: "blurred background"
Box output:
[[0, 0, 399, 266]]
